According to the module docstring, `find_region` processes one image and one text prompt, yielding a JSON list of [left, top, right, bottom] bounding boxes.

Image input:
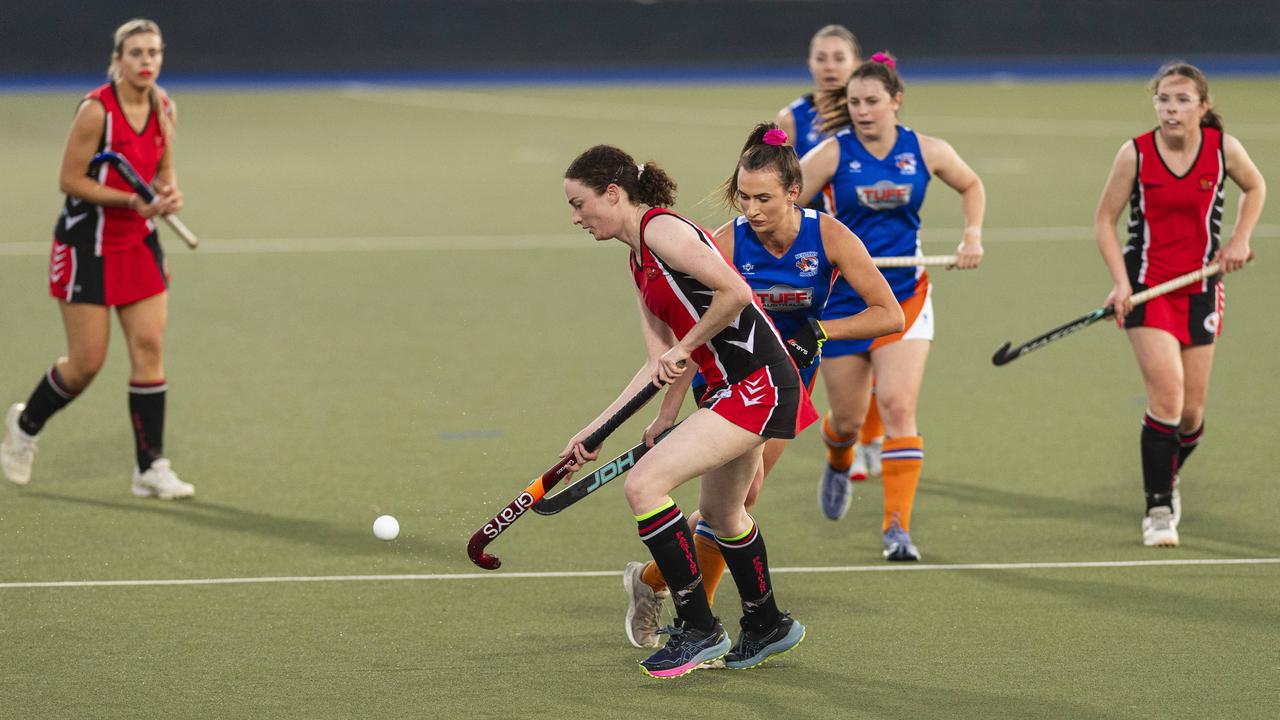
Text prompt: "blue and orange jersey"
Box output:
[[1127, 127, 1225, 294], [732, 207, 834, 340], [631, 208, 792, 388], [823, 125, 931, 317], [55, 82, 169, 256]]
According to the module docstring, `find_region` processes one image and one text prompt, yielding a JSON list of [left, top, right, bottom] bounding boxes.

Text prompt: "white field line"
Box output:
[[3, 557, 1277, 590], [339, 85, 1280, 139], [2, 224, 1277, 258]]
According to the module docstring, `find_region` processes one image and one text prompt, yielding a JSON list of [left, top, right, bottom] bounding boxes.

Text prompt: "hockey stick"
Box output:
[[466, 371, 678, 569], [992, 262, 1225, 366], [89, 151, 199, 249], [873, 254, 957, 268], [532, 423, 680, 516]]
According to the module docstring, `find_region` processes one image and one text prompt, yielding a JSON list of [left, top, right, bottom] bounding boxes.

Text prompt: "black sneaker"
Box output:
[[639, 617, 731, 679], [724, 613, 806, 669]]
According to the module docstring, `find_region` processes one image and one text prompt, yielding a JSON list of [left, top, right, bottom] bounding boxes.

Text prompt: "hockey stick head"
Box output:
[[991, 341, 1016, 366], [466, 532, 502, 570]]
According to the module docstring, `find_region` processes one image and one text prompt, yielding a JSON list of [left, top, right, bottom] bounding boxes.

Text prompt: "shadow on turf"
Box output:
[[968, 567, 1280, 630], [634, 665, 1112, 719], [19, 490, 456, 559], [922, 477, 1280, 556]]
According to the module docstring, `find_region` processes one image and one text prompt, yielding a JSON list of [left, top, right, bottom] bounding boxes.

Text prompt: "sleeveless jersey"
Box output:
[[631, 208, 792, 389], [732, 208, 834, 340], [1126, 127, 1225, 294], [788, 93, 830, 213], [824, 125, 931, 313], [55, 82, 168, 256]]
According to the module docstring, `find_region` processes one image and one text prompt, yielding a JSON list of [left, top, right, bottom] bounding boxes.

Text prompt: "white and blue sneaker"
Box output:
[[883, 518, 920, 561], [724, 613, 806, 669], [818, 464, 853, 520]]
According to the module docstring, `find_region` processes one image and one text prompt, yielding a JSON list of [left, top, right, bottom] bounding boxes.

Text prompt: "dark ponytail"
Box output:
[[564, 145, 677, 207], [721, 122, 803, 208]]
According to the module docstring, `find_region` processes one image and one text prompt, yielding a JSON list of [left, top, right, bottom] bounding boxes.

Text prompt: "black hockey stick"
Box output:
[[89, 151, 199, 249], [532, 423, 680, 516], [992, 263, 1224, 366]]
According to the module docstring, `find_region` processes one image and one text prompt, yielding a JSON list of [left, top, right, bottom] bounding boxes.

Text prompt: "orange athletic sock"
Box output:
[[694, 531, 726, 607], [641, 559, 667, 593], [643, 522, 726, 601], [859, 400, 884, 445], [822, 414, 856, 471], [881, 435, 924, 531]]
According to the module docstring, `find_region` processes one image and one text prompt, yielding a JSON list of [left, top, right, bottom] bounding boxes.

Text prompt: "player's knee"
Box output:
[[622, 474, 654, 514], [878, 396, 915, 432], [61, 352, 104, 389]]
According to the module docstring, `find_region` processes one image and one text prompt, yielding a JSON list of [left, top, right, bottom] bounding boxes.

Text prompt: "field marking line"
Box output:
[[338, 85, 1280, 139], [2, 224, 1277, 257], [3, 557, 1277, 590]]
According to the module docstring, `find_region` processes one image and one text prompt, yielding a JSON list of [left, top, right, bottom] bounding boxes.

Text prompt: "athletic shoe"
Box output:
[[639, 618, 731, 679], [131, 459, 194, 500], [1142, 506, 1179, 547], [623, 561, 668, 649], [864, 438, 883, 478], [1171, 474, 1181, 528], [849, 443, 869, 482], [883, 519, 920, 561], [818, 464, 853, 520], [1, 403, 38, 486], [724, 612, 806, 670]]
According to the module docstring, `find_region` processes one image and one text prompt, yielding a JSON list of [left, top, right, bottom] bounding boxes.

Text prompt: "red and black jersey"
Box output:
[[1126, 127, 1225, 294], [54, 82, 169, 256], [630, 208, 793, 389]]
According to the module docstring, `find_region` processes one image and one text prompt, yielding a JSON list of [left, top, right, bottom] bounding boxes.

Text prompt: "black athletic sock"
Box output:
[[1178, 423, 1203, 470], [19, 366, 80, 435], [1141, 413, 1179, 511], [636, 500, 715, 631], [129, 380, 167, 472], [715, 519, 782, 632]]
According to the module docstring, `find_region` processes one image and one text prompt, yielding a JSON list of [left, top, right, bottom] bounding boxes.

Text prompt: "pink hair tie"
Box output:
[[762, 128, 788, 146], [870, 52, 897, 70]]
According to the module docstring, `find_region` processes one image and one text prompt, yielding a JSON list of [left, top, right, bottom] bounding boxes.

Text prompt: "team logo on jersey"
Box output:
[[794, 252, 820, 277], [807, 128, 821, 144], [894, 152, 918, 176], [856, 180, 913, 210], [1203, 311, 1220, 335], [740, 262, 755, 275], [847, 160, 863, 173], [645, 265, 661, 279], [1199, 174, 1216, 191], [755, 284, 814, 311]]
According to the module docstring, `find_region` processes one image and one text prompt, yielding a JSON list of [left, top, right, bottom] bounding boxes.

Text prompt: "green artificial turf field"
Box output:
[[2, 78, 1277, 718]]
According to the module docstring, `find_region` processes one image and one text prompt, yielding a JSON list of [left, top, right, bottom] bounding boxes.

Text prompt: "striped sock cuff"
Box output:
[[47, 366, 79, 399], [636, 500, 683, 542], [1143, 412, 1178, 434], [821, 414, 856, 448], [715, 520, 759, 549], [1178, 424, 1203, 447], [882, 435, 924, 462], [693, 519, 716, 541], [129, 379, 168, 395]]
